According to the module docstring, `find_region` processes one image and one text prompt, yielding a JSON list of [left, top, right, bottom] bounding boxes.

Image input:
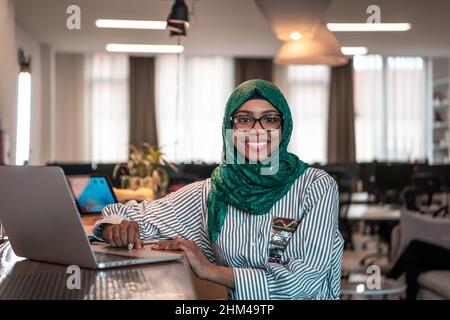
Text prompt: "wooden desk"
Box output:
[[0, 213, 228, 300], [0, 240, 199, 300]]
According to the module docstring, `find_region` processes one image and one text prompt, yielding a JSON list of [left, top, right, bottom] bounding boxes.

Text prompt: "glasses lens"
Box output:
[[261, 115, 282, 129], [233, 116, 254, 130]]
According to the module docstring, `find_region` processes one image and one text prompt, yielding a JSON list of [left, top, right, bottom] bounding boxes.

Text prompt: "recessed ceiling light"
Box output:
[[327, 23, 411, 32], [289, 32, 302, 40], [341, 47, 368, 55], [96, 19, 167, 30], [106, 44, 184, 53]]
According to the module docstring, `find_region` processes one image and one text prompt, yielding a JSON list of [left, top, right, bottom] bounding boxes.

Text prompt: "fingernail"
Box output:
[[128, 243, 133, 250]]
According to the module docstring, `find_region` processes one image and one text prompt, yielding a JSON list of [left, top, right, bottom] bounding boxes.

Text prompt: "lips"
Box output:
[[246, 141, 269, 151]]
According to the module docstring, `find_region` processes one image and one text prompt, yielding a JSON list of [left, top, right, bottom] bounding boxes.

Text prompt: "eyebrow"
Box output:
[[233, 110, 281, 116]]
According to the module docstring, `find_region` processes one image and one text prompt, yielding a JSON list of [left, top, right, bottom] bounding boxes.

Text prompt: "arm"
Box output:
[[92, 181, 217, 262], [231, 175, 342, 300]]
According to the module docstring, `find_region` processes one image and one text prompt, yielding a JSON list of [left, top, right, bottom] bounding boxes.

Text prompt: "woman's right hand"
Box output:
[[102, 220, 143, 249]]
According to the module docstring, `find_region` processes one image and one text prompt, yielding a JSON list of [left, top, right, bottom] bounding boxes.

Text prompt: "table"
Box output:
[[349, 192, 374, 204], [0, 213, 228, 300], [0, 240, 199, 300], [341, 273, 406, 299], [345, 204, 402, 266], [347, 204, 402, 222]]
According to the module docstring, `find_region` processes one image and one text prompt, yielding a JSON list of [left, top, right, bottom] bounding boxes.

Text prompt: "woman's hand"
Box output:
[[151, 237, 235, 289], [102, 220, 143, 249], [151, 237, 214, 280]]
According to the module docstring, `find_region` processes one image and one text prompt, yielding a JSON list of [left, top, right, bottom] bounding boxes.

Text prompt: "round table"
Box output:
[[341, 273, 406, 299]]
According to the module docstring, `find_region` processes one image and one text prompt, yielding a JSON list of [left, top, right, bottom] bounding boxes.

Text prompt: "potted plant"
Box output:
[[113, 143, 177, 199]]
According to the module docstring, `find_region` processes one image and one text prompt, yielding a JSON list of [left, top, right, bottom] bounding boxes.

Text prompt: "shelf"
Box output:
[[433, 123, 449, 130], [433, 146, 449, 152], [433, 104, 448, 112], [432, 59, 449, 164], [433, 77, 449, 87]]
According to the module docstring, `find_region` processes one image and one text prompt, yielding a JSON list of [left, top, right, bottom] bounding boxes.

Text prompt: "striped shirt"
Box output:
[[93, 167, 344, 300]]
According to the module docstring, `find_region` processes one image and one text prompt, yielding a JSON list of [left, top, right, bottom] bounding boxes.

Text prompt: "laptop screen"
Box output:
[[67, 175, 117, 214]]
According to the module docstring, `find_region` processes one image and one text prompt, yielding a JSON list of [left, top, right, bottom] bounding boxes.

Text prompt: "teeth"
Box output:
[[247, 142, 267, 149], [247, 142, 266, 146]]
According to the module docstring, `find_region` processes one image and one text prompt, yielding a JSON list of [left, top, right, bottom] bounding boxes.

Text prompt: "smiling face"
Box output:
[[232, 99, 282, 163]]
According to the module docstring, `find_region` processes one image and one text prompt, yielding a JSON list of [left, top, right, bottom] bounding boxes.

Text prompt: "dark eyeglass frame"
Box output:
[[230, 114, 284, 131]]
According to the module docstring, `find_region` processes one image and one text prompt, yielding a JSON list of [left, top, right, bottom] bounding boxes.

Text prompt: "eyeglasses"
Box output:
[[230, 114, 283, 131]]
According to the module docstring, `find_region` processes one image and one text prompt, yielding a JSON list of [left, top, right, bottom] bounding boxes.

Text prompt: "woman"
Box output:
[[388, 239, 450, 300], [93, 79, 344, 300]]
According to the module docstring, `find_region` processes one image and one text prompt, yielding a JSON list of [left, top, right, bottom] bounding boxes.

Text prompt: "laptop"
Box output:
[[66, 175, 117, 215], [0, 166, 182, 269]]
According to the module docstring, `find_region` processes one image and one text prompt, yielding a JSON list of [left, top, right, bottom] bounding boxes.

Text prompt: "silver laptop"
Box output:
[[0, 166, 182, 269]]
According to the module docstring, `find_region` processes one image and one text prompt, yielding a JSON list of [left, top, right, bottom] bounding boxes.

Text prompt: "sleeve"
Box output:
[[92, 180, 217, 263], [231, 174, 341, 300]]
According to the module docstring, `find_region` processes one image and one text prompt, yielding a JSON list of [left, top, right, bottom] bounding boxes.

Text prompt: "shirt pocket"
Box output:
[[268, 217, 302, 264]]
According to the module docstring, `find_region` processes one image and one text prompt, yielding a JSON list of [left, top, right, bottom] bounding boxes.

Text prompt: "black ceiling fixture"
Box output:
[[168, 0, 189, 24], [167, 0, 189, 37], [166, 20, 186, 36], [18, 48, 31, 72]]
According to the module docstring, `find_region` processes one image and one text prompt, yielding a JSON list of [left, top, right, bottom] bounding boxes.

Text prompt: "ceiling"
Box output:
[[13, 0, 450, 57]]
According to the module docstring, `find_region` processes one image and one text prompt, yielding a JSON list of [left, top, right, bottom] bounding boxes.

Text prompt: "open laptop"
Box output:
[[0, 166, 182, 269]]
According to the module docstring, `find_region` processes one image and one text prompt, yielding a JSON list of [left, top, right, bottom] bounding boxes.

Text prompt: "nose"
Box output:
[[253, 119, 263, 131]]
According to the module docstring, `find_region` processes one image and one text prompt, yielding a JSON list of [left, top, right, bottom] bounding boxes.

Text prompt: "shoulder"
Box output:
[[296, 167, 338, 191], [168, 179, 210, 200], [295, 167, 339, 208]]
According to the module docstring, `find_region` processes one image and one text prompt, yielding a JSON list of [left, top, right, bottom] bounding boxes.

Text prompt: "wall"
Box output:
[[0, 0, 17, 164], [0, 1, 52, 165]]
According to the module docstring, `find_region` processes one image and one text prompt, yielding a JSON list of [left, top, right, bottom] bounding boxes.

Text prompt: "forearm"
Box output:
[[206, 264, 235, 289]]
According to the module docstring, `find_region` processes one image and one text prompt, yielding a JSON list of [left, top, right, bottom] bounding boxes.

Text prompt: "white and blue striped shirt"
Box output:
[[94, 167, 344, 300]]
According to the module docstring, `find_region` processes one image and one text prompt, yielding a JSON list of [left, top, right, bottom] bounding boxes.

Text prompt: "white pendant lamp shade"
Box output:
[[275, 24, 348, 66]]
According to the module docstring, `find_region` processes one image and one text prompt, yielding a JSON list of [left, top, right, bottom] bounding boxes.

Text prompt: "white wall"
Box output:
[[0, 0, 50, 165], [0, 0, 17, 164]]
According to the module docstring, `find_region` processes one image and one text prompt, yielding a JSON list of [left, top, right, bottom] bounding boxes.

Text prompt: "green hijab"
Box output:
[[207, 79, 309, 242]]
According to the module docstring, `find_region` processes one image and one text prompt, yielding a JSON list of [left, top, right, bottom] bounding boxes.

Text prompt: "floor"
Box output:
[[341, 230, 406, 300]]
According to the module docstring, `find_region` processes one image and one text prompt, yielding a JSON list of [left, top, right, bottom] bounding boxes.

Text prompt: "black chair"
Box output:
[[357, 163, 415, 267], [357, 162, 377, 197], [372, 162, 416, 205], [403, 172, 448, 217]]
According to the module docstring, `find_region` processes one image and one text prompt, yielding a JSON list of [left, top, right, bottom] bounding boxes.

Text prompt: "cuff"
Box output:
[[93, 214, 127, 227], [92, 214, 128, 241], [231, 268, 270, 300]]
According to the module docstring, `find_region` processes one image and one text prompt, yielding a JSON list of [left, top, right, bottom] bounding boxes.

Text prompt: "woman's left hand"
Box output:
[[151, 237, 214, 280]]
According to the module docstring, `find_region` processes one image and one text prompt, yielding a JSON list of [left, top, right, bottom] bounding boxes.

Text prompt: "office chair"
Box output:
[[372, 163, 415, 205], [358, 163, 416, 268], [402, 172, 448, 217]]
